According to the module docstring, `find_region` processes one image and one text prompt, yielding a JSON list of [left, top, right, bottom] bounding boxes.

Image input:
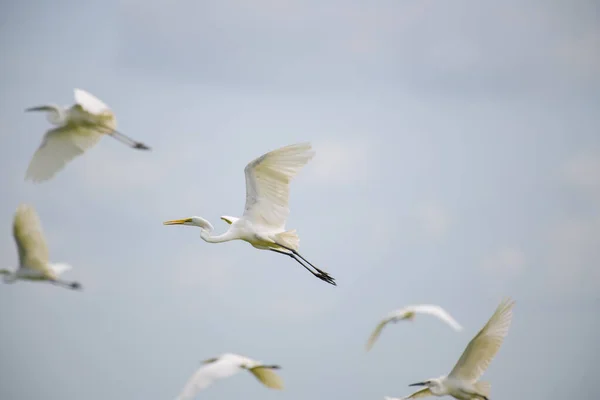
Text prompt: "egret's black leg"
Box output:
[[102, 125, 151, 150], [269, 249, 336, 285], [275, 243, 334, 280]]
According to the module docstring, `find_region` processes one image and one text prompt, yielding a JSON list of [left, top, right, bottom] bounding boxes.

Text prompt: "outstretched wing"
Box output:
[[412, 305, 463, 331], [248, 366, 284, 389], [448, 298, 515, 382], [175, 357, 241, 400], [12, 204, 50, 273], [242, 143, 315, 230], [391, 387, 432, 399], [73, 88, 111, 115], [366, 319, 393, 351], [26, 125, 103, 183]]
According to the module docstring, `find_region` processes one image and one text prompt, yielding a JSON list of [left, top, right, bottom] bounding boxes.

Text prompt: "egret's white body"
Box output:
[[175, 353, 283, 400], [366, 304, 463, 351], [25, 88, 150, 183], [1, 204, 81, 290], [385, 298, 515, 400], [164, 142, 335, 285]]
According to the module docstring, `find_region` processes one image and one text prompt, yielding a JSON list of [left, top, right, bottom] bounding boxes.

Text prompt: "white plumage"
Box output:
[[366, 304, 463, 351], [175, 353, 284, 400], [164, 142, 335, 285], [385, 298, 515, 400], [25, 88, 150, 183], [0, 204, 81, 290]]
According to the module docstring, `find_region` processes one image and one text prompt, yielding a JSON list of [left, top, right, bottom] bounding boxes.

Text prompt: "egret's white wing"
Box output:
[[12, 204, 50, 273], [390, 387, 432, 399], [366, 319, 393, 351], [367, 305, 461, 351], [410, 305, 463, 331], [73, 88, 110, 114], [448, 298, 515, 382], [26, 125, 103, 182], [176, 358, 241, 400], [243, 143, 315, 230], [248, 366, 284, 389]]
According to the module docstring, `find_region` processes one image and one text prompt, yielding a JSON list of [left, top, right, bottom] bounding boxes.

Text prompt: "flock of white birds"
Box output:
[[3, 89, 515, 400]]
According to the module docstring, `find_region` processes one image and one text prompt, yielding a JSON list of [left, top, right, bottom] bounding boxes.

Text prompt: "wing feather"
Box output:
[[403, 387, 433, 399], [12, 204, 50, 274], [243, 143, 315, 230], [248, 367, 284, 389], [411, 305, 463, 331], [73, 88, 110, 114], [383, 387, 432, 400], [176, 357, 241, 400], [448, 298, 515, 382], [26, 125, 103, 182], [365, 319, 391, 351]]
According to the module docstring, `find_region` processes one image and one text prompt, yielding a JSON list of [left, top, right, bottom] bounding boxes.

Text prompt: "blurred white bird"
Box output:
[[0, 204, 81, 290], [175, 353, 284, 400], [366, 304, 463, 351], [163, 142, 335, 285], [384, 298, 515, 400], [24, 88, 151, 183]]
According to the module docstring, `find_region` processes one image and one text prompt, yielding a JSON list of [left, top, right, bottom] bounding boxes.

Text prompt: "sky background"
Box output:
[[0, 0, 599, 399]]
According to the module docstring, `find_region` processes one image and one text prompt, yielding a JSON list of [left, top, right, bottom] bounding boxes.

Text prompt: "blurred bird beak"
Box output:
[[409, 382, 427, 387], [163, 218, 189, 225], [25, 106, 53, 112]]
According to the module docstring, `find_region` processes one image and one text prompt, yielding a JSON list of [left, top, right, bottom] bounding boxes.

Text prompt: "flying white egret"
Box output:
[[24, 88, 151, 183], [385, 298, 515, 400], [366, 304, 463, 351], [163, 142, 336, 286], [1, 204, 81, 290], [175, 353, 284, 400]]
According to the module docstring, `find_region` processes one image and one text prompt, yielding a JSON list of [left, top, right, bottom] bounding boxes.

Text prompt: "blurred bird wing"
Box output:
[[26, 125, 103, 183], [248, 366, 284, 389], [400, 387, 433, 399], [448, 298, 515, 382], [176, 358, 242, 400], [365, 318, 393, 351], [12, 204, 50, 273], [243, 143, 315, 230], [73, 88, 111, 115], [411, 304, 463, 331]]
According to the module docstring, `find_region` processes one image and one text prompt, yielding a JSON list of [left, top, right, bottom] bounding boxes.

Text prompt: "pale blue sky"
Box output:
[[0, 1, 599, 399]]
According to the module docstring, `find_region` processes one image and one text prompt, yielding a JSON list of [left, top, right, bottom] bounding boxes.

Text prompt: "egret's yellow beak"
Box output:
[[163, 218, 190, 225]]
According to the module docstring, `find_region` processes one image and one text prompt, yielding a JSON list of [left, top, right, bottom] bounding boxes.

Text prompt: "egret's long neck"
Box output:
[[198, 226, 238, 243]]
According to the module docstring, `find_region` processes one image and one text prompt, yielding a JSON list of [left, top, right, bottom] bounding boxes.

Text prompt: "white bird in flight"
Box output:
[[175, 353, 284, 400], [366, 304, 463, 351], [163, 142, 335, 286], [24, 88, 151, 183], [384, 298, 515, 400], [1, 204, 81, 290]]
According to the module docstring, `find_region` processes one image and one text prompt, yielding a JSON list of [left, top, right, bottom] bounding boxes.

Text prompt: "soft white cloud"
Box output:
[[309, 137, 372, 185], [482, 247, 526, 281], [414, 202, 451, 239]]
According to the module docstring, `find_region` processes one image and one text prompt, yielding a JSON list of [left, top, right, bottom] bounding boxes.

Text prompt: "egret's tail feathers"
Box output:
[[474, 381, 491, 398], [275, 230, 299, 251]]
